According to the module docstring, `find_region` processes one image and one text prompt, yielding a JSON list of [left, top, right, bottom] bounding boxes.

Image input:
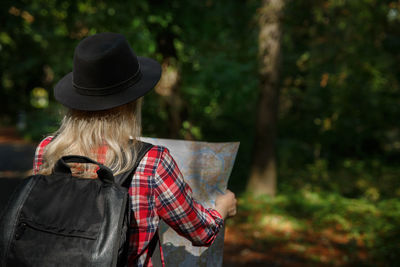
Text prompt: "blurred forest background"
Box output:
[[1, 0, 400, 266]]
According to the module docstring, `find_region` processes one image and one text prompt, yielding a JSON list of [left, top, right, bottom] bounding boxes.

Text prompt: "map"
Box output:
[[140, 137, 240, 267]]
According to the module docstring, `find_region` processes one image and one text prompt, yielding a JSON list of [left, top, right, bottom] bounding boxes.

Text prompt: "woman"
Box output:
[[33, 32, 237, 266]]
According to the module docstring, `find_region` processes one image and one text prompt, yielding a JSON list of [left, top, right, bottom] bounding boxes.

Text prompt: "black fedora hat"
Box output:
[[54, 32, 161, 111]]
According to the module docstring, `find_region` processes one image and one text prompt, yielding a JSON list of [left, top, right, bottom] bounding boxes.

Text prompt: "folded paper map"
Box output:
[[140, 137, 240, 267]]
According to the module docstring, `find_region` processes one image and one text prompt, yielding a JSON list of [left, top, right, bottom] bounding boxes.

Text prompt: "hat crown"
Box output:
[[73, 33, 140, 89], [54, 32, 161, 111]]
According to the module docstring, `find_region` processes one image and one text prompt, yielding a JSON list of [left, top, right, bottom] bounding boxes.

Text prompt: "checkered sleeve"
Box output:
[[33, 136, 53, 174], [153, 147, 224, 247]]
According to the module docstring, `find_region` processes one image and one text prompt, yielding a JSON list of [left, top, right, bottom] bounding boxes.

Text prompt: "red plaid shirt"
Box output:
[[33, 137, 224, 267]]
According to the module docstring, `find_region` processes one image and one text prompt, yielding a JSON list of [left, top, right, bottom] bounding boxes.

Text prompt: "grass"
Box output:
[[223, 189, 400, 266]]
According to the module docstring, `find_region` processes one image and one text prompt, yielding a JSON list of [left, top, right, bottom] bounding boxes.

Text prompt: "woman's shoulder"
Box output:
[[141, 144, 171, 165], [145, 144, 169, 158], [38, 136, 54, 146], [35, 136, 54, 155], [33, 136, 54, 174], [137, 144, 175, 175]]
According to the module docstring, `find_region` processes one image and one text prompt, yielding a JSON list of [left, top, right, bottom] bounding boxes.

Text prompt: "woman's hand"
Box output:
[[215, 189, 237, 220]]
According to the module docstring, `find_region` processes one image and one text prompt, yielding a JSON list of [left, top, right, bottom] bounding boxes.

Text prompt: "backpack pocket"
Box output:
[[8, 219, 97, 267], [5, 175, 106, 267]]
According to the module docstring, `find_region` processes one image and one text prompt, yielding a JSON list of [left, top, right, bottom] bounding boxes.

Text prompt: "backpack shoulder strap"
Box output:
[[115, 141, 153, 188], [114, 141, 162, 267]]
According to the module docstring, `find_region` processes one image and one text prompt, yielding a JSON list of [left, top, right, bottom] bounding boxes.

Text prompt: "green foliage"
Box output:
[[280, 0, 400, 166], [277, 1, 400, 213], [235, 191, 400, 264], [20, 102, 63, 141]]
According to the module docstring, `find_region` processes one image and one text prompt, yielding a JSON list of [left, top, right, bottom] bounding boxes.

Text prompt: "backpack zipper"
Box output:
[[17, 220, 97, 240]]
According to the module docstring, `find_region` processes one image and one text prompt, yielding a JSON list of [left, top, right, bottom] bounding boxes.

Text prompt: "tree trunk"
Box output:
[[247, 0, 284, 197], [155, 58, 182, 138], [154, 29, 183, 139]]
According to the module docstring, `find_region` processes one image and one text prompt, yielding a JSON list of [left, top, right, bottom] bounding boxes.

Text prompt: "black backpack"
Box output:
[[0, 142, 155, 267]]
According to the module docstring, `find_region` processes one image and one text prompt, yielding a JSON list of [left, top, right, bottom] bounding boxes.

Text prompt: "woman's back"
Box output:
[[34, 137, 224, 266]]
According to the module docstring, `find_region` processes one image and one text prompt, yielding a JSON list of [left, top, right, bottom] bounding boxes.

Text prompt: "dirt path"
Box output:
[[0, 127, 37, 178]]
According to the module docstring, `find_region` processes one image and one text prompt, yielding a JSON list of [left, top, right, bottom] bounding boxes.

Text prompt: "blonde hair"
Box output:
[[39, 99, 142, 175]]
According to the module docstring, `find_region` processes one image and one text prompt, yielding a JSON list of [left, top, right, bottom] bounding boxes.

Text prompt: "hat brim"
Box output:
[[54, 57, 161, 111]]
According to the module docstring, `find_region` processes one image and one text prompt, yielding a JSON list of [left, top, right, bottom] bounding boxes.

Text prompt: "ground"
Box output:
[[223, 221, 368, 267]]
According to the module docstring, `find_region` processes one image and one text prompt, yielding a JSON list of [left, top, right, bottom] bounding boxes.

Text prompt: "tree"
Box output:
[[247, 0, 284, 196]]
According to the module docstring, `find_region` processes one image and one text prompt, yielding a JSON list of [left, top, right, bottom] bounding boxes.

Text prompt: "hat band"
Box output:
[[72, 68, 142, 96]]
